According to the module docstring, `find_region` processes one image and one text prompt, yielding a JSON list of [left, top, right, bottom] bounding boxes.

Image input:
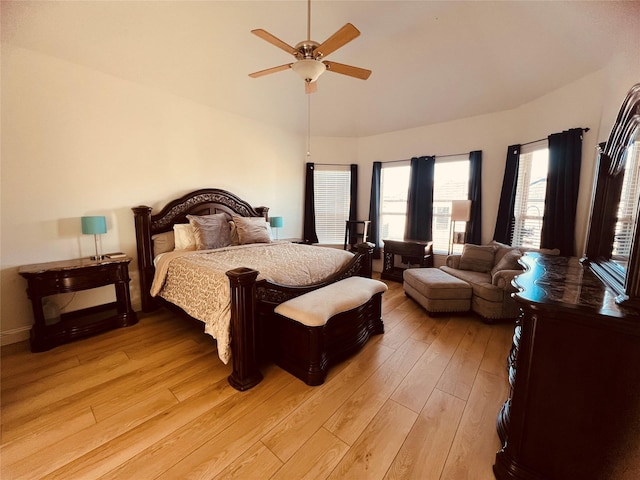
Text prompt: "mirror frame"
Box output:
[[583, 83, 640, 308]]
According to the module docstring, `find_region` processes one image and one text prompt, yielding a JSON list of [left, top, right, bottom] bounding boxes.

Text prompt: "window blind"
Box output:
[[314, 166, 351, 244], [613, 141, 640, 258], [511, 143, 548, 249]]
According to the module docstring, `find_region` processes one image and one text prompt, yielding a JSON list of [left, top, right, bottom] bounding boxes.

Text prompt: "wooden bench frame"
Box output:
[[273, 292, 384, 385]]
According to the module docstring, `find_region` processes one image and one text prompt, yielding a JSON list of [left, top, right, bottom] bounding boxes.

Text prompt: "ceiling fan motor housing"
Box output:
[[294, 40, 320, 59]]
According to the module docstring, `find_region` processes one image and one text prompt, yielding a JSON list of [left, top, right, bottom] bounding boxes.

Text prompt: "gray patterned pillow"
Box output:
[[187, 213, 232, 250], [459, 244, 496, 273]]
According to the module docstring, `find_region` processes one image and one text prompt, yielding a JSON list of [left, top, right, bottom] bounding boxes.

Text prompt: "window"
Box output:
[[379, 157, 470, 252], [314, 165, 351, 244], [613, 140, 640, 261], [432, 158, 470, 253], [380, 163, 410, 241], [511, 143, 549, 249]]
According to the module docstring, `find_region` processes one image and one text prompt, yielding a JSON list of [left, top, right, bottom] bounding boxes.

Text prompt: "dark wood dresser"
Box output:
[[494, 253, 640, 479]]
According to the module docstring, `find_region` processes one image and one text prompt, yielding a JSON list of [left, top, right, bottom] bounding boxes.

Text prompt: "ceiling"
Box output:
[[2, 1, 639, 137]]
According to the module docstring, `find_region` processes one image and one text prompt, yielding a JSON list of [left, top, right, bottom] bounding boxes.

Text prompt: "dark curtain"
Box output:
[[493, 145, 521, 244], [540, 128, 584, 256], [348, 164, 359, 245], [404, 156, 435, 241], [467, 150, 483, 245], [303, 162, 318, 244], [367, 162, 382, 259]]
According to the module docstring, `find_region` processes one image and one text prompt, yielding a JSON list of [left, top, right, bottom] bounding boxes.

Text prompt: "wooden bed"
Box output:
[[132, 188, 373, 391]]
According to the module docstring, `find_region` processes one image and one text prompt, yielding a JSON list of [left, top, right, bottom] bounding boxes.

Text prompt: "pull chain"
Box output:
[[306, 95, 311, 157]]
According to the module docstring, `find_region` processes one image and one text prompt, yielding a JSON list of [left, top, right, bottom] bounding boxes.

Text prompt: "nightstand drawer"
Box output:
[[58, 266, 120, 291], [32, 265, 121, 295]]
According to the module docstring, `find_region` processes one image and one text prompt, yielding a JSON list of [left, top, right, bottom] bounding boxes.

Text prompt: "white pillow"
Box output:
[[173, 223, 196, 250]]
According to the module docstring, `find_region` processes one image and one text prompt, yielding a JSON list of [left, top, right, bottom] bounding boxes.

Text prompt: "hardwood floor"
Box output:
[[1, 278, 514, 479]]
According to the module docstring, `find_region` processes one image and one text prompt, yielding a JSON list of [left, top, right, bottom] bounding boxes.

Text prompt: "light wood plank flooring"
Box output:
[[1, 278, 514, 479]]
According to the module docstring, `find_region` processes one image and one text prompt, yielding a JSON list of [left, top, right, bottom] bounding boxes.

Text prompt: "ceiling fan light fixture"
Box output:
[[291, 59, 326, 83]]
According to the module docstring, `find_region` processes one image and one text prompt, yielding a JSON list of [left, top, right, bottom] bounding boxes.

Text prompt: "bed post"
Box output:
[[226, 267, 263, 391], [132, 206, 157, 312], [355, 242, 374, 278]]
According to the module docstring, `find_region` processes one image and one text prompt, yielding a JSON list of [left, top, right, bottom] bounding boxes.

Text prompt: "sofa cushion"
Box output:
[[440, 265, 490, 285], [458, 244, 496, 273], [469, 281, 506, 303], [441, 266, 504, 302]]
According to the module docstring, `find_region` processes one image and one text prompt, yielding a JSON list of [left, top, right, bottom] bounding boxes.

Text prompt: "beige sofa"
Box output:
[[439, 241, 559, 321]]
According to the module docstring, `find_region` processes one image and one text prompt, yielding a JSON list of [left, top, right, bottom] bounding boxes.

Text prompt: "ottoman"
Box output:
[[403, 268, 472, 314]]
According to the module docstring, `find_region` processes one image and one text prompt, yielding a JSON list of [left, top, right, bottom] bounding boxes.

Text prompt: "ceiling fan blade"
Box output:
[[305, 81, 318, 94], [313, 23, 360, 59], [251, 29, 298, 56], [323, 61, 371, 80], [248, 64, 292, 78]]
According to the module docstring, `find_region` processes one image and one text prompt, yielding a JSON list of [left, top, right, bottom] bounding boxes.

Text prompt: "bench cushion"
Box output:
[[274, 276, 388, 327]]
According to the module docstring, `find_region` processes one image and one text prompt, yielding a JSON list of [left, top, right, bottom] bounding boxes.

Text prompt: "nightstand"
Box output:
[[19, 256, 138, 352]]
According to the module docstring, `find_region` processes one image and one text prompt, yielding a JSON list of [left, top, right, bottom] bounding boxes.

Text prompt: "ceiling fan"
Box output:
[[248, 0, 372, 94]]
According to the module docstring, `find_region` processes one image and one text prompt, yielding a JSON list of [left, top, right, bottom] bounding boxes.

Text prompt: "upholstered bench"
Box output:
[[403, 268, 472, 314], [273, 276, 388, 385]]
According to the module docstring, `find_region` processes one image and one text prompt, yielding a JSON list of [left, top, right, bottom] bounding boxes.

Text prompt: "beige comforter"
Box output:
[[150, 242, 354, 364]]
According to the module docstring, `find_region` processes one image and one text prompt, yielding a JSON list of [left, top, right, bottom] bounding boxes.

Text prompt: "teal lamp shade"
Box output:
[[81, 216, 107, 235], [81, 216, 107, 260], [270, 216, 283, 240], [269, 217, 283, 228]]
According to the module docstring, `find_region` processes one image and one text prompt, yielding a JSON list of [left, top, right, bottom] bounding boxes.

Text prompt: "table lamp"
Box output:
[[81, 216, 107, 260], [269, 216, 283, 240]]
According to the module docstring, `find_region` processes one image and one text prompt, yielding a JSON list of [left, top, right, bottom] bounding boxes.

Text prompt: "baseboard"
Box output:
[[1, 326, 31, 346]]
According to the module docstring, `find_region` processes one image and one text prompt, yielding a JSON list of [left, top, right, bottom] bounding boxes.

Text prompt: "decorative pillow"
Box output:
[[459, 244, 496, 273], [229, 221, 240, 245], [491, 248, 522, 276], [489, 240, 515, 265], [173, 223, 196, 251], [152, 231, 175, 257], [187, 213, 232, 250], [232, 215, 271, 244]]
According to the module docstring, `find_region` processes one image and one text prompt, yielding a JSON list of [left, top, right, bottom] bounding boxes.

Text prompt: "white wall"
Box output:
[[1, 45, 306, 345], [312, 57, 638, 270]]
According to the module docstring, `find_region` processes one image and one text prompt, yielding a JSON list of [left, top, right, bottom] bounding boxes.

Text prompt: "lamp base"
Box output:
[[90, 255, 105, 261]]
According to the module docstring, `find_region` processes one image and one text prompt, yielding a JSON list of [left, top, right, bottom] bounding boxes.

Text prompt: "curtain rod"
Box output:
[[382, 152, 471, 164], [313, 163, 353, 167], [521, 127, 590, 147]]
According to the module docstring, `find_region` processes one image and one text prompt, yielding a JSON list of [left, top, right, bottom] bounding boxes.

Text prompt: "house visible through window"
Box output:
[[379, 156, 470, 252], [511, 142, 549, 249], [613, 140, 640, 261], [432, 157, 470, 253], [380, 163, 410, 241], [314, 165, 351, 244]]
